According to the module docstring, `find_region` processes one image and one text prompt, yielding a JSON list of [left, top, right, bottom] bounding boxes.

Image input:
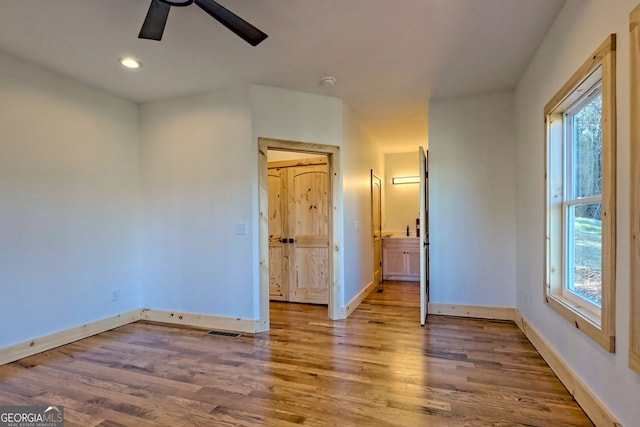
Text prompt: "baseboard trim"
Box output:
[[342, 281, 377, 318], [0, 309, 142, 366], [428, 303, 515, 321], [513, 310, 621, 427], [0, 308, 264, 366], [140, 309, 262, 334]]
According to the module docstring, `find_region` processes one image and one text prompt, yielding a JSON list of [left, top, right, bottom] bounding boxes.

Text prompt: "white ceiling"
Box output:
[[0, 0, 565, 152]]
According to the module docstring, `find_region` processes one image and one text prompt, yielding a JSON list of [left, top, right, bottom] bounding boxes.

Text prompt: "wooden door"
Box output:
[[268, 167, 287, 300], [288, 163, 330, 304], [268, 158, 329, 304], [371, 172, 382, 286]]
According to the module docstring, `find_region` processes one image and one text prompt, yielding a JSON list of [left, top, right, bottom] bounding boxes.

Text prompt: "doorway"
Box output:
[[381, 149, 430, 324], [258, 138, 342, 330], [268, 155, 329, 304]]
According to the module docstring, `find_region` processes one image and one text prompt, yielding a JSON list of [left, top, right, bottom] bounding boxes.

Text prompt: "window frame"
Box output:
[[544, 34, 616, 352]]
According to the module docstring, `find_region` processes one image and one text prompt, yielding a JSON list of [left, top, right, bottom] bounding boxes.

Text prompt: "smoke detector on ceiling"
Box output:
[[321, 76, 336, 87]]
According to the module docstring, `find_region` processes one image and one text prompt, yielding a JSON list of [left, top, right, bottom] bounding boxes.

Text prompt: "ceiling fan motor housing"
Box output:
[[159, 0, 193, 6]]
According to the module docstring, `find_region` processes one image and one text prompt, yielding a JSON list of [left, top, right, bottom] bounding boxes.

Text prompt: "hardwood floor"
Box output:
[[0, 281, 593, 426]]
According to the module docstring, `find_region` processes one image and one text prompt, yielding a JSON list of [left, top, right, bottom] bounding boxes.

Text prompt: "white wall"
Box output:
[[384, 152, 420, 236], [0, 60, 383, 349], [251, 85, 343, 147], [252, 85, 345, 308], [515, 0, 639, 423], [0, 51, 141, 348], [252, 85, 383, 308], [139, 86, 256, 319], [429, 91, 517, 308], [342, 104, 384, 303]]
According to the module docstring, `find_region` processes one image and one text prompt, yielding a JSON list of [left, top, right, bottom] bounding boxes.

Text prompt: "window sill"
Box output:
[[545, 292, 614, 352]]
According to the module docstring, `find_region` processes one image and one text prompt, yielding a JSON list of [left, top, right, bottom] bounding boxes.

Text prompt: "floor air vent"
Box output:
[[207, 330, 242, 338]]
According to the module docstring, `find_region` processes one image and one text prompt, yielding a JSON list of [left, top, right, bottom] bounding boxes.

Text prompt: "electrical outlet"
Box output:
[[112, 289, 120, 302]]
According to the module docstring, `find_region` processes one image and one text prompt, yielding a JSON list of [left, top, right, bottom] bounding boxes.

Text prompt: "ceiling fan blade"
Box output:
[[139, 0, 171, 41], [194, 0, 268, 46]]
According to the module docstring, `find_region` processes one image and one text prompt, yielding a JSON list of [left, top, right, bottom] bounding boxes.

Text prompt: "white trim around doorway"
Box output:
[[258, 138, 343, 330]]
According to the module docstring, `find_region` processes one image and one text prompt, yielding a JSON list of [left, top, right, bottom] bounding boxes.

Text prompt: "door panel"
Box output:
[[268, 169, 288, 300], [269, 246, 286, 300], [268, 171, 284, 238], [290, 167, 329, 236], [373, 238, 382, 283], [291, 246, 329, 303], [289, 164, 329, 304]]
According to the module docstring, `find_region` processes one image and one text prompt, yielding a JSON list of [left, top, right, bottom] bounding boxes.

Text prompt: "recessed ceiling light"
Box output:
[[119, 57, 142, 69]]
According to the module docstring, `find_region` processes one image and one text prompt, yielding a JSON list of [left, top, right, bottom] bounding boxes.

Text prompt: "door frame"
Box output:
[[371, 170, 382, 287], [258, 137, 342, 328], [419, 146, 429, 325]]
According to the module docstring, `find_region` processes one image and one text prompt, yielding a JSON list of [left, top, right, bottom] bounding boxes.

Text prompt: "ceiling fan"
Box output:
[[138, 0, 268, 46]]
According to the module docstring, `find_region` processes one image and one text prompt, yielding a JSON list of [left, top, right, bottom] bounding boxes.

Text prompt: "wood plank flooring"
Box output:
[[0, 281, 593, 426]]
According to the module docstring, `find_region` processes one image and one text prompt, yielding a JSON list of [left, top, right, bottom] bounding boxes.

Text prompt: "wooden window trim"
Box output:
[[544, 34, 617, 352], [630, 4, 640, 374]]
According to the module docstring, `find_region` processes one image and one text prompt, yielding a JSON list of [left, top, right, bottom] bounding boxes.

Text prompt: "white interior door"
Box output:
[[419, 146, 429, 325]]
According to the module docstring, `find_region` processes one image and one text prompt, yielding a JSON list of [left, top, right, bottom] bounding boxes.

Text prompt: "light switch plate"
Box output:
[[235, 223, 248, 235]]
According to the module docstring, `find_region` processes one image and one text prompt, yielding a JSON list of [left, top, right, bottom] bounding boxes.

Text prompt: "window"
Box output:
[[564, 86, 602, 311], [544, 35, 616, 352], [630, 4, 640, 374]]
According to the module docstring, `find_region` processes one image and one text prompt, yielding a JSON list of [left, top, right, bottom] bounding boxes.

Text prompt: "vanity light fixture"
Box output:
[[392, 176, 420, 184]]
